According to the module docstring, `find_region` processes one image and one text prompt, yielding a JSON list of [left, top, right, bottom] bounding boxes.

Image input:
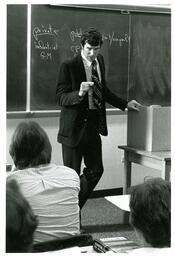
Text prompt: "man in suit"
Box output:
[[56, 28, 140, 209]]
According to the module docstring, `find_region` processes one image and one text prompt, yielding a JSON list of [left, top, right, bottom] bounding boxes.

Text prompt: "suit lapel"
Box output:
[[76, 54, 105, 83], [76, 54, 87, 81]]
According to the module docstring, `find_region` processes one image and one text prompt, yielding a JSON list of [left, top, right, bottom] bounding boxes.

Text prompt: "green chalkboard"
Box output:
[[7, 5, 171, 112], [30, 5, 130, 110], [129, 13, 171, 106], [7, 5, 27, 111]]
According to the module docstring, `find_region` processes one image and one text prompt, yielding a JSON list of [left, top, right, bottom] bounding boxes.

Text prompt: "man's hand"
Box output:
[[79, 82, 94, 97], [127, 100, 141, 111]]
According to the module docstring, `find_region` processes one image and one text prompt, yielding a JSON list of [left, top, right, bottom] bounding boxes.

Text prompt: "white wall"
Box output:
[[6, 113, 161, 191]]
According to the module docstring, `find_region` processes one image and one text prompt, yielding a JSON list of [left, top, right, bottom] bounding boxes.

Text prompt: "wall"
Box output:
[[6, 113, 161, 191]]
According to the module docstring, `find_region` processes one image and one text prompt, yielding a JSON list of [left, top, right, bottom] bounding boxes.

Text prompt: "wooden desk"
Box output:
[[118, 145, 171, 194]]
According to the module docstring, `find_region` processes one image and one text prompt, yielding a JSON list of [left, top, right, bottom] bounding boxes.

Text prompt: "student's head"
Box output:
[[9, 121, 52, 169], [6, 179, 38, 252], [81, 28, 103, 62], [129, 178, 171, 248]]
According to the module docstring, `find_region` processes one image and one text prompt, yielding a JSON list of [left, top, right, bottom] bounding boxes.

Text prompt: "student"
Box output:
[[56, 28, 140, 209], [115, 178, 171, 255], [129, 177, 171, 249], [103, 178, 171, 255], [6, 179, 38, 252], [7, 121, 80, 243]]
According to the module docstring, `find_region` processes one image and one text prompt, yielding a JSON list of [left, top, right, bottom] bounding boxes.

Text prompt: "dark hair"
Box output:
[[6, 179, 38, 252], [9, 121, 52, 169], [129, 178, 171, 247], [81, 28, 103, 47]]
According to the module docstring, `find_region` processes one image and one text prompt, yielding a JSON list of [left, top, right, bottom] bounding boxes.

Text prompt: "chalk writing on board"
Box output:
[[32, 24, 130, 61], [34, 41, 58, 50], [70, 28, 82, 41], [70, 28, 130, 46], [32, 24, 59, 60], [33, 24, 59, 40]]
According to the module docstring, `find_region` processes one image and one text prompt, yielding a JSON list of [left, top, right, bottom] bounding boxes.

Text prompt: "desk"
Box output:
[[118, 145, 171, 194], [54, 236, 139, 253]]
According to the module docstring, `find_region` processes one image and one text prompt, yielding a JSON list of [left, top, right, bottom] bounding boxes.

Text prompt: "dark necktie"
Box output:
[[91, 60, 107, 136], [91, 60, 102, 109]]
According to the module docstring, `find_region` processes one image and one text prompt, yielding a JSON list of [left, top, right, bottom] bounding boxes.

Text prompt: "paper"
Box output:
[[105, 195, 130, 212]]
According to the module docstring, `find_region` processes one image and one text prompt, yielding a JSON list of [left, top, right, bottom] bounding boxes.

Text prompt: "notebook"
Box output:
[[93, 236, 139, 253]]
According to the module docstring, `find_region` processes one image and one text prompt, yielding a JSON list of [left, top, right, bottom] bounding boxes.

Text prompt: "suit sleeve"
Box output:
[[104, 86, 128, 111], [56, 62, 83, 107]]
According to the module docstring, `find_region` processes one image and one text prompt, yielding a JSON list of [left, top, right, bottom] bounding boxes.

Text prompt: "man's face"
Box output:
[[82, 42, 101, 62]]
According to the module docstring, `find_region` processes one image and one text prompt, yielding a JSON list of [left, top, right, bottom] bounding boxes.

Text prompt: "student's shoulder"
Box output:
[[57, 165, 79, 178], [6, 170, 22, 182]]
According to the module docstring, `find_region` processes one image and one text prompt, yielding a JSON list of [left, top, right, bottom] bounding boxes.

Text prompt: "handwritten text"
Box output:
[[33, 24, 59, 41]]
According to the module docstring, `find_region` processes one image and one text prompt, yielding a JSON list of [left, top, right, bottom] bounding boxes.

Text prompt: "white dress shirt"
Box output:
[[81, 51, 102, 82]]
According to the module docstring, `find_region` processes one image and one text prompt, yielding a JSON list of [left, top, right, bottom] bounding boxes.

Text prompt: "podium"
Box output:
[[127, 105, 171, 151]]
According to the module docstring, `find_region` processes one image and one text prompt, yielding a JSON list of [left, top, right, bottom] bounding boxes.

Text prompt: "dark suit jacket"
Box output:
[[56, 53, 127, 147]]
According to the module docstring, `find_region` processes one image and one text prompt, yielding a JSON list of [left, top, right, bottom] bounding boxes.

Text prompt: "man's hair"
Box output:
[[9, 121, 52, 169], [81, 28, 103, 47], [6, 179, 38, 252], [129, 178, 171, 247]]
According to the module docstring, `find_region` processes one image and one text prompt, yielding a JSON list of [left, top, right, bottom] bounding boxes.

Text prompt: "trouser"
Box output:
[[62, 130, 104, 209]]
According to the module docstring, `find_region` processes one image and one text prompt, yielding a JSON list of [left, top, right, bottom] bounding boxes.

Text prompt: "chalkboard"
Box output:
[[7, 5, 27, 111], [7, 5, 171, 112], [128, 13, 171, 106], [30, 5, 130, 110]]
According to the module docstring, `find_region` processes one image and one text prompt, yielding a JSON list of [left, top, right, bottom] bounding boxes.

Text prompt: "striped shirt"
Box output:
[[7, 163, 80, 243], [81, 51, 102, 82]]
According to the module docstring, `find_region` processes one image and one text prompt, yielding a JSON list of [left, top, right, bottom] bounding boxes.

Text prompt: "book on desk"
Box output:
[[93, 236, 139, 253]]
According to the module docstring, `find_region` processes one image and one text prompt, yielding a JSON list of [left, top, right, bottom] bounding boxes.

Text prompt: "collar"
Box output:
[[81, 50, 98, 67]]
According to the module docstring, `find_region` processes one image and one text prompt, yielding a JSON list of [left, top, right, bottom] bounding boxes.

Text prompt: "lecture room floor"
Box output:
[[81, 197, 137, 243]]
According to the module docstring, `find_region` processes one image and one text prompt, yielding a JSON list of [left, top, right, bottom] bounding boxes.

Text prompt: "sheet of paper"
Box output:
[[105, 195, 130, 212]]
